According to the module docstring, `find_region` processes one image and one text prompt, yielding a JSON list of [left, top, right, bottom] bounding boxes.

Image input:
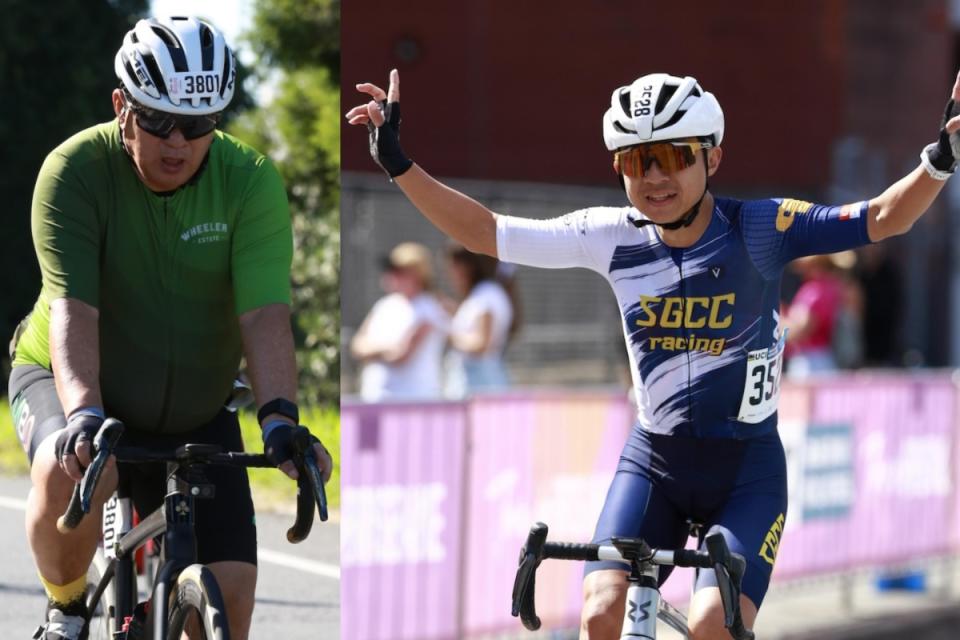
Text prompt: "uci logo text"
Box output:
[[633, 85, 654, 117]]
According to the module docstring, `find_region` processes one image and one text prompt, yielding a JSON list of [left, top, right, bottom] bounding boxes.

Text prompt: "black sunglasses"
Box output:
[[123, 94, 220, 140]]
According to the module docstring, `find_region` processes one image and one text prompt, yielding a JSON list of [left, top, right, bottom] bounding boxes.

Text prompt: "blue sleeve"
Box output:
[[740, 198, 872, 279]]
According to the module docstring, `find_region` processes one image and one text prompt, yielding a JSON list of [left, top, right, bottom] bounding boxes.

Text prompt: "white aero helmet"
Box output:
[[603, 73, 724, 151], [115, 16, 236, 115]]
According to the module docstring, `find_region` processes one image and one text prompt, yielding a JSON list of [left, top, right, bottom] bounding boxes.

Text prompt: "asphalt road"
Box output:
[[0, 475, 339, 638]]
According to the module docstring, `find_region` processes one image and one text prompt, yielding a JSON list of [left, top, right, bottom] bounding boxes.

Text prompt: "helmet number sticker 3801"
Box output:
[[169, 72, 220, 99], [737, 331, 786, 424]]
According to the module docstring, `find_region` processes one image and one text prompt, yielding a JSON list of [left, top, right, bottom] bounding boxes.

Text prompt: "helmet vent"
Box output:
[[142, 54, 169, 95], [619, 90, 632, 117], [659, 109, 687, 130], [151, 25, 181, 50], [219, 53, 233, 96], [655, 84, 677, 114], [200, 26, 215, 70], [200, 26, 214, 48]]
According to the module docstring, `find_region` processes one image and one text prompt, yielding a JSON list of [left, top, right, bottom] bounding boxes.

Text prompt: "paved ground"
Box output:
[[0, 474, 339, 639]]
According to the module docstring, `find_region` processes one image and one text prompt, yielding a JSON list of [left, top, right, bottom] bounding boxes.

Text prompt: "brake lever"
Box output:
[[704, 533, 754, 639]]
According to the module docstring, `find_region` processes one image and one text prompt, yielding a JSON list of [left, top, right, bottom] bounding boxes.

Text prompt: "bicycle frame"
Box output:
[[87, 459, 218, 638]]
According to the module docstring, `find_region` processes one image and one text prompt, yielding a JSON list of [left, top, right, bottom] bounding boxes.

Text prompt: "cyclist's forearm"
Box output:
[[239, 303, 298, 418], [867, 165, 948, 241], [49, 297, 103, 416], [395, 164, 499, 257]]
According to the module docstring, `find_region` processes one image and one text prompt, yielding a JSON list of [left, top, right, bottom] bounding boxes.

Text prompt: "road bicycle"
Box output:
[[512, 522, 754, 640], [55, 418, 328, 640]]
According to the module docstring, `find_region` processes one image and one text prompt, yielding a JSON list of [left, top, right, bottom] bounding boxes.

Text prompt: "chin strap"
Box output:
[[630, 182, 710, 230]]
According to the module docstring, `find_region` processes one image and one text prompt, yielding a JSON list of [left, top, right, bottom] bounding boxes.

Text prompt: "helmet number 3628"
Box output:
[[632, 85, 654, 117]]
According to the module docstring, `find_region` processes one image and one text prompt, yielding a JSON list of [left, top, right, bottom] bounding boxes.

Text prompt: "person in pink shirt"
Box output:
[[784, 253, 858, 377]]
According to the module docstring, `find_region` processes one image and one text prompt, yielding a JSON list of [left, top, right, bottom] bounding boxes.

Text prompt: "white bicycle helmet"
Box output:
[[603, 73, 724, 151], [115, 16, 236, 115]]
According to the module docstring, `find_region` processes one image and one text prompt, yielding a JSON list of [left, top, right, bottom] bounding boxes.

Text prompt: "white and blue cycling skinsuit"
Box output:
[[496, 196, 870, 605]]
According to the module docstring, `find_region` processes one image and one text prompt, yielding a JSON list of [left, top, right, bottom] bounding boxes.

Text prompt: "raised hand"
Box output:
[[345, 69, 413, 178]]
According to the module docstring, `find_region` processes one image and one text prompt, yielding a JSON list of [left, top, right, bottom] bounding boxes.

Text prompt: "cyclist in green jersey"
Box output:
[[7, 16, 333, 640]]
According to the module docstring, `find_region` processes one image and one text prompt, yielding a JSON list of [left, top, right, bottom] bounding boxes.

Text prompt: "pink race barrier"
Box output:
[[341, 375, 960, 639]]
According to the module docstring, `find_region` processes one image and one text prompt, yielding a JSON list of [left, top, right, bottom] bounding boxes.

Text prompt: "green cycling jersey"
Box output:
[[12, 121, 292, 433]]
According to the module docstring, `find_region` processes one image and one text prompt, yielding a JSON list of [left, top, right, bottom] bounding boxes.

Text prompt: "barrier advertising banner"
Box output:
[[341, 375, 960, 639]]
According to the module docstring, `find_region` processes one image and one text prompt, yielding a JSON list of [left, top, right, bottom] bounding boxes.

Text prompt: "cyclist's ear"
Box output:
[[707, 147, 723, 176], [112, 89, 126, 120]]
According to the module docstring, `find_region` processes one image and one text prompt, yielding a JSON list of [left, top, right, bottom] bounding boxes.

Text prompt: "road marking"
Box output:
[[258, 548, 340, 580], [0, 495, 339, 580], [0, 495, 28, 510]]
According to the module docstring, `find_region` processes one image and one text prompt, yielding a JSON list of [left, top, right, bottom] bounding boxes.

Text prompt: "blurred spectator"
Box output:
[[350, 242, 449, 400], [443, 245, 520, 397], [784, 252, 863, 378], [855, 243, 904, 367]]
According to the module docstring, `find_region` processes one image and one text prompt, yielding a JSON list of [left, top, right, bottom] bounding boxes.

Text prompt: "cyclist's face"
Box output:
[[112, 89, 215, 192], [623, 146, 722, 224]]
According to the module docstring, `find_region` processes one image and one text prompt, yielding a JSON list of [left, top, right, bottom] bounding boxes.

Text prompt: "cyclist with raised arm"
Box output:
[[8, 16, 333, 640], [347, 68, 960, 639]]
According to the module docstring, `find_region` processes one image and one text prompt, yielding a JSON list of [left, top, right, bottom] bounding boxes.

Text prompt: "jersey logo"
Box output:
[[758, 512, 786, 566], [635, 293, 735, 329], [710, 266, 722, 279], [637, 293, 735, 357], [775, 199, 813, 232], [181, 222, 229, 244]]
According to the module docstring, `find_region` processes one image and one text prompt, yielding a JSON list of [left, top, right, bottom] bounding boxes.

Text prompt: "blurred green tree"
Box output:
[[0, 0, 148, 386], [230, 0, 340, 405]]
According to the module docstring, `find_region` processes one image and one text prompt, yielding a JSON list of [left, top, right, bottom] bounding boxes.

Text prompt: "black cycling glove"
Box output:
[[368, 99, 414, 178], [54, 412, 103, 470], [263, 423, 326, 468], [263, 423, 296, 468], [922, 99, 960, 178]]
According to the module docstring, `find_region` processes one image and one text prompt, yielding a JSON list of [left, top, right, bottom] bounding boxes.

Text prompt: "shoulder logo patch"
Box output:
[[775, 199, 813, 232]]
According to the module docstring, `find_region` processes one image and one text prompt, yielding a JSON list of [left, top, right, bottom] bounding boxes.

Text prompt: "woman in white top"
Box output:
[[444, 245, 518, 397], [351, 242, 449, 401]]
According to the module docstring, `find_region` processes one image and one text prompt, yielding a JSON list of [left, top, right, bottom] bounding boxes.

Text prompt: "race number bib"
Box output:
[[737, 331, 786, 424]]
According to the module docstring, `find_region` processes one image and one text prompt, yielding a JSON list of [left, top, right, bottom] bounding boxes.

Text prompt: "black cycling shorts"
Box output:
[[8, 364, 258, 566]]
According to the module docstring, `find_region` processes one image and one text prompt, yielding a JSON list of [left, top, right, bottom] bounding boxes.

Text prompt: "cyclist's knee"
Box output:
[[687, 588, 756, 640], [30, 433, 75, 503], [29, 430, 117, 513], [581, 570, 627, 639]]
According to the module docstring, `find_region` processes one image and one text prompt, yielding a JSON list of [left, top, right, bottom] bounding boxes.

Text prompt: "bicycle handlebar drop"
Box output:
[[510, 522, 755, 640], [287, 425, 329, 543], [57, 418, 125, 533], [57, 420, 329, 541]]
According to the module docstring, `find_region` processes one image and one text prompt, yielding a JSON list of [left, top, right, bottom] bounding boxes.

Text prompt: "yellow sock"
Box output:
[[38, 573, 87, 612]]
